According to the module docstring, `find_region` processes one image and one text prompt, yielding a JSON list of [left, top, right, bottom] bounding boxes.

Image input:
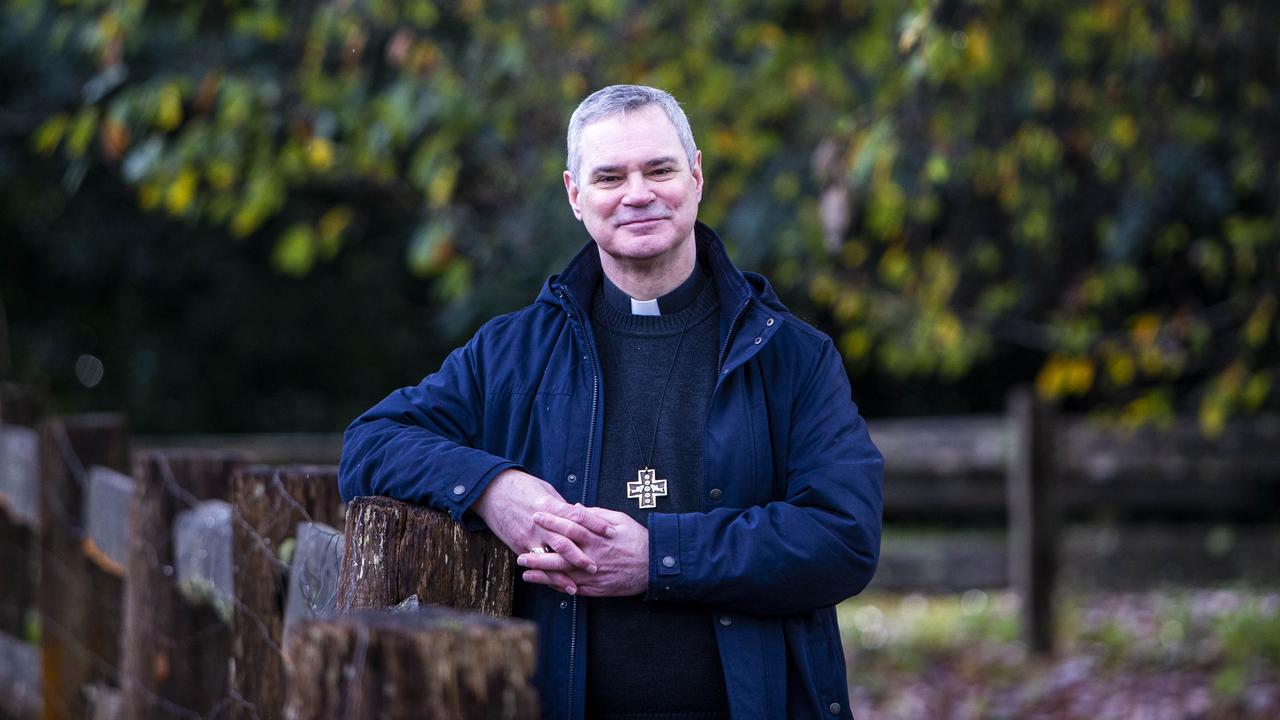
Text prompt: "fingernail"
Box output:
[[517, 556, 528, 567], [588, 564, 598, 574], [533, 512, 543, 522], [607, 526, 618, 538], [522, 571, 533, 582], [566, 586, 577, 595]]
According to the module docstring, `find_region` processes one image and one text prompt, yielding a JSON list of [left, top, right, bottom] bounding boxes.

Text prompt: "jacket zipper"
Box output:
[[557, 287, 600, 719], [716, 297, 752, 377]]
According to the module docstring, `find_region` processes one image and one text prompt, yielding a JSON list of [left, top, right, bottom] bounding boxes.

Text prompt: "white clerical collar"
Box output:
[[602, 264, 708, 316], [630, 297, 661, 316]]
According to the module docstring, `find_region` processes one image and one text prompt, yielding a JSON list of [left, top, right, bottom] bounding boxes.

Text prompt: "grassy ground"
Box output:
[[839, 588, 1280, 719]]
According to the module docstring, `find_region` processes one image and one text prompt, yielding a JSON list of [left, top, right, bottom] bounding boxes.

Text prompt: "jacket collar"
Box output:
[[540, 222, 780, 322]]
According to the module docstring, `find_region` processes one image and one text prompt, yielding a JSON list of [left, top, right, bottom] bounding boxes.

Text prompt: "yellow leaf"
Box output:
[[1106, 353, 1135, 386], [318, 206, 353, 258], [156, 83, 183, 131], [306, 138, 334, 171], [1109, 115, 1138, 149], [32, 114, 69, 155], [1243, 372, 1271, 410], [66, 108, 100, 158], [1064, 357, 1095, 395], [427, 160, 460, 209], [1035, 356, 1066, 400], [876, 246, 910, 287], [1198, 401, 1226, 437], [934, 314, 961, 350], [1130, 313, 1160, 346], [231, 207, 261, 238], [1244, 295, 1275, 348], [964, 23, 991, 71], [165, 169, 197, 216], [206, 160, 237, 190], [274, 224, 316, 276], [841, 328, 872, 360]]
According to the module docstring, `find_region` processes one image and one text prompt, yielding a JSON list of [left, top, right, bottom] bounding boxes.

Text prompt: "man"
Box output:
[[339, 85, 883, 719]]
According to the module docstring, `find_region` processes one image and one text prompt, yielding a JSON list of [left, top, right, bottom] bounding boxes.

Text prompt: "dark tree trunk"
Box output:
[[283, 608, 537, 720], [230, 465, 344, 720], [37, 414, 129, 720], [337, 496, 514, 616], [119, 450, 248, 719]]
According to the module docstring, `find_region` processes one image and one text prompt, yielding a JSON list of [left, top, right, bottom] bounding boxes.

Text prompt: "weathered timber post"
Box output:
[[1006, 386, 1059, 655], [119, 450, 248, 719], [337, 496, 515, 616], [0, 383, 42, 639], [230, 465, 344, 720], [37, 414, 129, 720], [283, 608, 537, 720]]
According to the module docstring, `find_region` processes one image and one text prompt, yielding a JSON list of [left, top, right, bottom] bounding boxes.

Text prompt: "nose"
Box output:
[[621, 172, 655, 206]]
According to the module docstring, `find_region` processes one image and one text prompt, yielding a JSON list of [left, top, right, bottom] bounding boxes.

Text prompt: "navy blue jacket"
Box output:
[[339, 224, 884, 719]]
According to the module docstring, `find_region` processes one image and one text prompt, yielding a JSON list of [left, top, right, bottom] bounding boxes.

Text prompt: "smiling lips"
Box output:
[[617, 216, 668, 227]]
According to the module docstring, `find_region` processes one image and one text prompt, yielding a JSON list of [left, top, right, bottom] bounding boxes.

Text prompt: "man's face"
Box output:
[[564, 106, 703, 268]]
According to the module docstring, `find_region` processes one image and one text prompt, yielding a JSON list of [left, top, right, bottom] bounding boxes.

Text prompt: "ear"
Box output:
[[691, 150, 704, 202], [563, 170, 583, 221]]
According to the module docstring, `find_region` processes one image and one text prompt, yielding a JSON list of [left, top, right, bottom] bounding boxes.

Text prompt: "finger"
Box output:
[[564, 503, 619, 538], [532, 511, 596, 546], [517, 551, 576, 572], [520, 569, 577, 595], [541, 532, 598, 573]]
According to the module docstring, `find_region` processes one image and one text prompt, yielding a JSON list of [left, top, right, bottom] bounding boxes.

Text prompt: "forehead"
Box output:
[[577, 106, 684, 169]]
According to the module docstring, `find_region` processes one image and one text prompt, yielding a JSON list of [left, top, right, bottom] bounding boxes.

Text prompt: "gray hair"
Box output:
[[566, 84, 698, 186]]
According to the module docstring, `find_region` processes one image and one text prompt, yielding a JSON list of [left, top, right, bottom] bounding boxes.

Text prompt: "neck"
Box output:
[[598, 240, 697, 301]]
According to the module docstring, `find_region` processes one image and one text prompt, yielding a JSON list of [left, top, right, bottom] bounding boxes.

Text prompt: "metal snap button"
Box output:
[[766, 318, 775, 326], [709, 488, 722, 500], [753, 337, 762, 344], [719, 616, 732, 626], [452, 485, 466, 495], [829, 702, 841, 714], [662, 556, 676, 568], [567, 473, 577, 483]]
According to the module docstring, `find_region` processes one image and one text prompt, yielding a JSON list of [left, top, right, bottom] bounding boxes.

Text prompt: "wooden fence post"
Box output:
[[337, 496, 515, 616], [1006, 386, 1059, 655], [0, 383, 42, 640], [119, 450, 249, 719], [283, 608, 537, 720], [230, 465, 344, 720], [37, 414, 130, 720]]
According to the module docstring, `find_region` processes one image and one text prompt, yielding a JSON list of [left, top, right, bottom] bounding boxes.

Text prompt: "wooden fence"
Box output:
[[0, 383, 534, 720]]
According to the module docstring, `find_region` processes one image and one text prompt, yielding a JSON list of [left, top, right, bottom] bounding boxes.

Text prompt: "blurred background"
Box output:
[[1, 0, 1278, 718]]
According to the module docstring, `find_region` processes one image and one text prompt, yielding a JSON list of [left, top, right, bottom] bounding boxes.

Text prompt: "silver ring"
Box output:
[[529, 546, 547, 554]]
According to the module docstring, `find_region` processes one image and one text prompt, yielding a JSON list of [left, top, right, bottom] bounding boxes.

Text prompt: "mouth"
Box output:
[[617, 217, 667, 227]]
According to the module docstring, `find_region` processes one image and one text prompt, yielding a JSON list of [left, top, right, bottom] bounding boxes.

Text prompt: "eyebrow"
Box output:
[[588, 156, 680, 178]]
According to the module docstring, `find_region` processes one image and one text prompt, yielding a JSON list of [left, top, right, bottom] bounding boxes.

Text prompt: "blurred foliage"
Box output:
[[2, 0, 1278, 431], [841, 589, 1280, 718]]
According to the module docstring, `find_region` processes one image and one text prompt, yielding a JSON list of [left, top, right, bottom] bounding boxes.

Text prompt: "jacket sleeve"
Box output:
[[644, 336, 884, 616], [337, 334, 521, 530]]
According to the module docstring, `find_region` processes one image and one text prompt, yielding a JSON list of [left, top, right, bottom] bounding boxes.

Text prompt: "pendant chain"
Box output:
[[601, 313, 692, 472]]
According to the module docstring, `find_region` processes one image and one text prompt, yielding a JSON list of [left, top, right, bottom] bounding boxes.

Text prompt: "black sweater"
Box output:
[[585, 270, 729, 719]]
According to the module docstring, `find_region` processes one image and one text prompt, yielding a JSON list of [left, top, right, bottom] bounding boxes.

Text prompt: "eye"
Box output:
[[650, 167, 676, 176], [595, 175, 621, 185]]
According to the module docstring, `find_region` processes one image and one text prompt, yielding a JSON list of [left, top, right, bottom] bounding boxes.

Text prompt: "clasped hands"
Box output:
[[473, 469, 648, 597]]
